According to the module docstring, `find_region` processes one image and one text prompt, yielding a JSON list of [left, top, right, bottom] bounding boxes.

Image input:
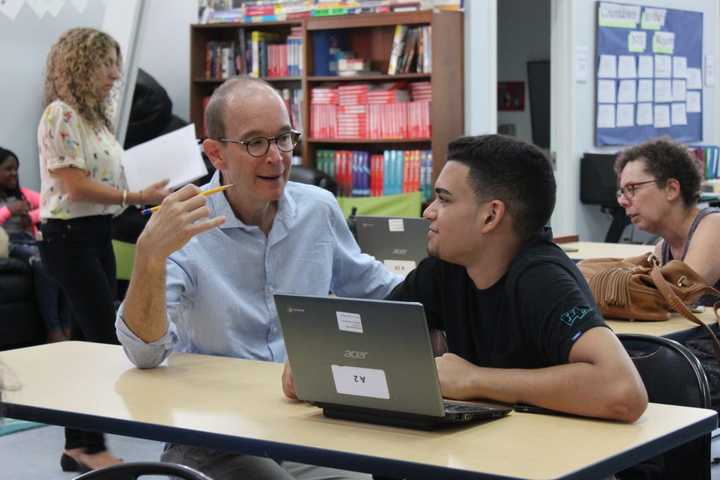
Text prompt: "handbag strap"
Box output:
[[649, 262, 720, 362]]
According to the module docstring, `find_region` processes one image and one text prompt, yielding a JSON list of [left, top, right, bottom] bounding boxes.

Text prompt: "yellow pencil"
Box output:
[[141, 184, 234, 215]]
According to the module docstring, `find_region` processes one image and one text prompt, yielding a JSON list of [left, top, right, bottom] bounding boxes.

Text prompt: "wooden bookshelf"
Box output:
[[189, 10, 464, 184], [307, 73, 431, 82]]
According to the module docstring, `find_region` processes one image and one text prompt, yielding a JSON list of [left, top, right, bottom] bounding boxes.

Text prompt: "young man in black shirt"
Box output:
[[386, 134, 647, 423]]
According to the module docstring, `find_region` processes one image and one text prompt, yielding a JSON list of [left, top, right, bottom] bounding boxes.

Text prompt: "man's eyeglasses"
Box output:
[[616, 180, 657, 200], [218, 130, 301, 158]]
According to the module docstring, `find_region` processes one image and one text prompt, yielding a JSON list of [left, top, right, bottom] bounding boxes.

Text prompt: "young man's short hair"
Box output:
[[447, 134, 556, 240]]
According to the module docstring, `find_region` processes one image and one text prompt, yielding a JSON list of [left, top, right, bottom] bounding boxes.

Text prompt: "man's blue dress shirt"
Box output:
[[116, 172, 401, 368]]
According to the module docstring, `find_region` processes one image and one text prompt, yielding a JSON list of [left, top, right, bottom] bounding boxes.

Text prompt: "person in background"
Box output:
[[0, 146, 70, 342], [37, 27, 170, 473], [117, 76, 400, 479], [285, 135, 648, 425], [615, 138, 720, 289]]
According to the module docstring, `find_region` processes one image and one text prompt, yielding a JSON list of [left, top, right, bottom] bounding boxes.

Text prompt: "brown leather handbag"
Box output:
[[578, 253, 720, 359]]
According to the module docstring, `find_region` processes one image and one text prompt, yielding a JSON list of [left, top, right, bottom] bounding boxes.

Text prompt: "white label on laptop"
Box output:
[[383, 259, 416, 276], [337, 311, 363, 333], [331, 365, 390, 400], [388, 218, 405, 232]]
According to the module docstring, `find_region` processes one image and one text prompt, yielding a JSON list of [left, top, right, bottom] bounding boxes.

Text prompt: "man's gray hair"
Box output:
[[205, 76, 278, 139]]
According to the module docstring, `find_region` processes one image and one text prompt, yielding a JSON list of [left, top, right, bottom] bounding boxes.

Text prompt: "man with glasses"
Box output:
[[116, 77, 399, 479]]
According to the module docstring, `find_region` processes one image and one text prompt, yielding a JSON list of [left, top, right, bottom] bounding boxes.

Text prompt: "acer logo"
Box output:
[[392, 248, 408, 255], [344, 350, 368, 360], [287, 307, 305, 313]]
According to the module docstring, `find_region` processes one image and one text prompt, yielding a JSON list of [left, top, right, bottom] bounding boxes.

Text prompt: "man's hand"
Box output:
[[136, 184, 225, 262], [282, 361, 298, 400], [435, 353, 478, 400]]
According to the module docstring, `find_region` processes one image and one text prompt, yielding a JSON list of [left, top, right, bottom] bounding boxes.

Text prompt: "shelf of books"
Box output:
[[190, 9, 463, 205]]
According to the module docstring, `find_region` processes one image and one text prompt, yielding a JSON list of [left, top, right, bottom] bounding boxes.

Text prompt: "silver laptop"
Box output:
[[354, 216, 430, 276], [274, 294, 512, 429]]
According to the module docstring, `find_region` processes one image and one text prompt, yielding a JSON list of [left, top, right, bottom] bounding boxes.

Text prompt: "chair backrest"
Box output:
[[289, 165, 338, 195], [73, 462, 213, 480], [618, 333, 711, 409]]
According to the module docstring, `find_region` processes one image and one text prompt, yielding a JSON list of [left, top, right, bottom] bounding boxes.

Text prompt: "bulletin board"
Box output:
[[595, 2, 703, 146]]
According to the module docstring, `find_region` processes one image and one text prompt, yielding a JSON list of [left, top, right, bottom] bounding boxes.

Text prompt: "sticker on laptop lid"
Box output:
[[383, 259, 416, 277], [337, 311, 363, 333], [388, 218, 405, 232], [331, 365, 390, 399]]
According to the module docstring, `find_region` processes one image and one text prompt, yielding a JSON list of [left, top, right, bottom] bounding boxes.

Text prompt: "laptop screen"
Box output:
[[354, 216, 430, 276], [274, 294, 446, 417]]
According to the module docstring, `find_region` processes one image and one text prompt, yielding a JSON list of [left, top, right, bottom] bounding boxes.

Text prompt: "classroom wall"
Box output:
[[136, 0, 196, 122], [0, 0, 144, 192], [553, 0, 720, 241], [465, 0, 497, 135], [497, 0, 551, 145], [0, 2, 105, 191]]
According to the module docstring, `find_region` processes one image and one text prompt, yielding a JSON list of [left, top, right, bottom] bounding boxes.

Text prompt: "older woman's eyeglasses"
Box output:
[[616, 180, 657, 200], [218, 130, 301, 158]]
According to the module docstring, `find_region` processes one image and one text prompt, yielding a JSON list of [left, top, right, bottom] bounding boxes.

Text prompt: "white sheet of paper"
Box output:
[[672, 79, 686, 101], [576, 46, 590, 83], [652, 31, 675, 55], [687, 91, 702, 113], [638, 55, 654, 78], [616, 104, 635, 127], [637, 79, 653, 102], [122, 124, 207, 191], [673, 56, 687, 78], [628, 31, 647, 53], [598, 54, 617, 78], [336, 311, 363, 334], [655, 55, 672, 78], [332, 365, 390, 400], [597, 104, 616, 128], [617, 80, 636, 103], [654, 104, 670, 128], [618, 55, 637, 78], [641, 7, 666, 30], [687, 68, 703, 89], [388, 218, 404, 232], [654, 79, 673, 103], [598, 79, 617, 103], [671, 103, 687, 126], [383, 259, 416, 277], [598, 2, 640, 28], [636, 103, 653, 125], [705, 55, 715, 87]]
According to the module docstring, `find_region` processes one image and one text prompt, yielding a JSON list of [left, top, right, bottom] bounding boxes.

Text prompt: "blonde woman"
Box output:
[[37, 28, 169, 472]]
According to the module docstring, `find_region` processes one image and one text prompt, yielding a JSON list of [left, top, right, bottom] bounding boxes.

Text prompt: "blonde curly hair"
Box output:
[[43, 28, 122, 129]]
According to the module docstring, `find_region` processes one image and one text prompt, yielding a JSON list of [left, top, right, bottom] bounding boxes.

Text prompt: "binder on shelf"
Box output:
[[387, 25, 408, 75]]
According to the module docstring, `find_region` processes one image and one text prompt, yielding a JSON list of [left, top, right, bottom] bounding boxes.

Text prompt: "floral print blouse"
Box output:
[[37, 100, 126, 220]]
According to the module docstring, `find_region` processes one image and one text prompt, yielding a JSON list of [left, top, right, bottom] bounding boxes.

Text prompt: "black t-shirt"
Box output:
[[387, 229, 608, 369]]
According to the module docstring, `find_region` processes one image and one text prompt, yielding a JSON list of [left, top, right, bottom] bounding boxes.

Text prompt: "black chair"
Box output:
[[617, 334, 712, 480], [289, 165, 338, 196], [0, 257, 44, 350], [73, 462, 212, 480]]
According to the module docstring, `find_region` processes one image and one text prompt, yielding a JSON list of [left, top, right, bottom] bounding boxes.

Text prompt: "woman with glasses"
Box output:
[[614, 138, 720, 289]]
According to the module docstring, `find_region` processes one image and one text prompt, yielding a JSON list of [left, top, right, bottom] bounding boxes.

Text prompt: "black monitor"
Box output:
[[580, 153, 619, 206], [527, 60, 550, 149], [580, 152, 632, 243]]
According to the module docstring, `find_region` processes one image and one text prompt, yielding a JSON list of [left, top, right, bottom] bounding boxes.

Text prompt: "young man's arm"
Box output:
[[435, 327, 648, 423]]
